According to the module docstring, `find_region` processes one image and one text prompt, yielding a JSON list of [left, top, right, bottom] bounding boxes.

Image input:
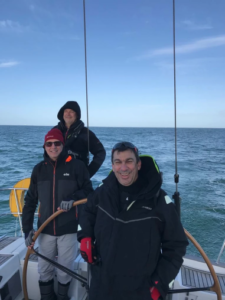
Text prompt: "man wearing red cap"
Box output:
[[55, 101, 106, 178], [22, 128, 93, 300]]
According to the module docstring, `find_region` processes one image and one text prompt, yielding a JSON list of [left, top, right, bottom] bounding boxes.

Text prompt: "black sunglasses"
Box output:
[[112, 142, 138, 153], [45, 141, 62, 147]]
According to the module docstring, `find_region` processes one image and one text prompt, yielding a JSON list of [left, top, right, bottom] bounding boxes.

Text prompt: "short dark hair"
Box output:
[[111, 142, 140, 163]]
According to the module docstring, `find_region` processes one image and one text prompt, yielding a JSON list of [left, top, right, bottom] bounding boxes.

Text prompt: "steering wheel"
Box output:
[[182, 229, 221, 300], [22, 201, 222, 300], [22, 199, 87, 300]]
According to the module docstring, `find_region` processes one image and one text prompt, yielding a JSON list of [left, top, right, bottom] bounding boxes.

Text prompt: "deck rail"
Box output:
[[217, 240, 225, 264], [0, 187, 38, 237]]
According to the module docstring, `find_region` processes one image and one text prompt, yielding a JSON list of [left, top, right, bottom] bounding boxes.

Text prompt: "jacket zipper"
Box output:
[[65, 129, 69, 140], [53, 162, 57, 235]]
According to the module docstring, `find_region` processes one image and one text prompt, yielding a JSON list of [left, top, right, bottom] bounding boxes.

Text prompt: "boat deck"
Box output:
[[0, 254, 13, 266], [0, 236, 19, 250], [181, 265, 225, 295], [2, 237, 225, 297]]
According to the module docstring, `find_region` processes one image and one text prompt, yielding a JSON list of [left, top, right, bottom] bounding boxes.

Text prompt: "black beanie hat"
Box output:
[[57, 101, 81, 121]]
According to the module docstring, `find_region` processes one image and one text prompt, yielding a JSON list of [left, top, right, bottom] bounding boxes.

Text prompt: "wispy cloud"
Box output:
[[136, 35, 225, 60], [28, 3, 77, 22], [0, 61, 20, 68], [0, 20, 29, 33], [28, 4, 53, 18], [26, 4, 79, 39], [0, 18, 79, 40], [182, 20, 213, 31], [154, 57, 222, 73]]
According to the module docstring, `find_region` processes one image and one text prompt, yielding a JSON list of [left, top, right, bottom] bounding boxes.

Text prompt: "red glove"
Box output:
[[150, 286, 161, 300], [80, 237, 94, 263]]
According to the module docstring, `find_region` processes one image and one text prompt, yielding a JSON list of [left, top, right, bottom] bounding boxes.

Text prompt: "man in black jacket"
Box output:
[[22, 128, 93, 300], [55, 101, 106, 178], [78, 142, 188, 300]]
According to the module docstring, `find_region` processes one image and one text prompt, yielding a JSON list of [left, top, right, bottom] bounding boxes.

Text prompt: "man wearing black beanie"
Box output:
[[54, 101, 106, 178]]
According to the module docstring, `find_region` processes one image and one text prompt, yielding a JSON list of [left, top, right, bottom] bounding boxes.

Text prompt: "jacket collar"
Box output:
[[43, 148, 70, 165], [58, 119, 84, 132]]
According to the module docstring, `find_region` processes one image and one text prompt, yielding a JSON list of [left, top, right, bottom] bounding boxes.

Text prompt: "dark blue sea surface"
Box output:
[[0, 126, 225, 262]]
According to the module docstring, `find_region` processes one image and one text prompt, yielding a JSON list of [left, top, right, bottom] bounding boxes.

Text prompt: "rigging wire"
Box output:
[[82, 1, 91, 296], [173, 0, 178, 183], [83, 0, 90, 161], [172, 0, 181, 217]]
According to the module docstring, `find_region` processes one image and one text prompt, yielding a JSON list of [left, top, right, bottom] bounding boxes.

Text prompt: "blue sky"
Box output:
[[0, 0, 225, 128]]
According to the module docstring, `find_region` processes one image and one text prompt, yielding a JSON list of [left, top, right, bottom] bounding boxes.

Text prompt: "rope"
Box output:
[[83, 0, 90, 162]]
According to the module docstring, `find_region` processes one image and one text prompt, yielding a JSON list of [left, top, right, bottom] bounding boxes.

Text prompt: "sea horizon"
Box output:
[[0, 125, 224, 129]]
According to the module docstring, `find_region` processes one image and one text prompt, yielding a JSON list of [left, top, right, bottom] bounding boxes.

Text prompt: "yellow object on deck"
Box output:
[[9, 178, 30, 217]]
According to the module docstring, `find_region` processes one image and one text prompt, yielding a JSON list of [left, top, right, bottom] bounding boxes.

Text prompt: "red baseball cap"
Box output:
[[44, 128, 64, 145]]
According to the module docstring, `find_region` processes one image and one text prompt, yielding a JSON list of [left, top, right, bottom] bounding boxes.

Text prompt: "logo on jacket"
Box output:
[[63, 173, 70, 176]]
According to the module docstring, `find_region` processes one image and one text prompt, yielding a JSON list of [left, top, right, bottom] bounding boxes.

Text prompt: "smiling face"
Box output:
[[44, 139, 63, 161], [112, 149, 141, 186], [63, 108, 77, 128]]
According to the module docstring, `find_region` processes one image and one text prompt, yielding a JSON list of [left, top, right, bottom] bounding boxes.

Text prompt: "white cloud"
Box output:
[[0, 20, 29, 33], [136, 35, 225, 60], [154, 57, 221, 71], [0, 61, 20, 68], [182, 20, 213, 31]]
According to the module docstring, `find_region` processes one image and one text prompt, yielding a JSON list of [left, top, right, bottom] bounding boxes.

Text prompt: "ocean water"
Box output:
[[0, 125, 225, 262]]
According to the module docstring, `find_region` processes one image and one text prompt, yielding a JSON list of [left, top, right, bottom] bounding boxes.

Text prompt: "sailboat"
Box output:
[[0, 1, 224, 300]]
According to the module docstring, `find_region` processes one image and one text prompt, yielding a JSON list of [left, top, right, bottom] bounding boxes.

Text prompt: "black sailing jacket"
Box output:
[[22, 151, 93, 236], [79, 156, 188, 300], [55, 120, 106, 178]]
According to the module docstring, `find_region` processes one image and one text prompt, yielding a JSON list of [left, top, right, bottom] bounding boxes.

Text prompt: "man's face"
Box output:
[[44, 139, 63, 161], [63, 109, 77, 127], [112, 149, 141, 186]]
